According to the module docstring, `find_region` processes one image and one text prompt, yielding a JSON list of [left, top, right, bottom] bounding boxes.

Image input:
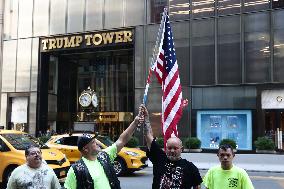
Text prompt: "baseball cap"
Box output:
[[77, 133, 97, 151]]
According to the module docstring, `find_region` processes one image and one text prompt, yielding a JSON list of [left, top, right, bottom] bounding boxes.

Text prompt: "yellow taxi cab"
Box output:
[[46, 133, 148, 176], [0, 129, 70, 185]]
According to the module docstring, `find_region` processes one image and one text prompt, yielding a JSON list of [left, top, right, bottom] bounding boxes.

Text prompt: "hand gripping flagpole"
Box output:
[[137, 8, 168, 131]]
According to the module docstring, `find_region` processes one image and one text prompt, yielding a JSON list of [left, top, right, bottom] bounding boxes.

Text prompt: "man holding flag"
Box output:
[[139, 9, 202, 189], [141, 104, 202, 189]]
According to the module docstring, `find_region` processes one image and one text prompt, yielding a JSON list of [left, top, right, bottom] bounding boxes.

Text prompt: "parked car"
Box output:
[[0, 130, 70, 185], [46, 133, 148, 176]]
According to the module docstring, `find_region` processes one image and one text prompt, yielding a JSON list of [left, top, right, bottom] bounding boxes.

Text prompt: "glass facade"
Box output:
[[1, 0, 284, 148]]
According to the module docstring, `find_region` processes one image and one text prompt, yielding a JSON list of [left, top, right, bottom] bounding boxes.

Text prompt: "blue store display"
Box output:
[[197, 110, 252, 150]]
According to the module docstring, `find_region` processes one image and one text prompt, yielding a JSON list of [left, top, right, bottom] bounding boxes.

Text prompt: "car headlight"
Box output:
[[124, 151, 139, 157]]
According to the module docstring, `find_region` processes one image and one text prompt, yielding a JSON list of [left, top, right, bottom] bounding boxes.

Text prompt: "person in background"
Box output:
[[7, 145, 61, 189], [203, 144, 254, 189], [141, 105, 202, 189]]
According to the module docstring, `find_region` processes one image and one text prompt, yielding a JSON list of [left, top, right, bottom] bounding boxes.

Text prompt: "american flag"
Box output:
[[151, 11, 183, 148]]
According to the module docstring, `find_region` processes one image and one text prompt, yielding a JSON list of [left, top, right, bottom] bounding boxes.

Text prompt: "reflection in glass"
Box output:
[[171, 22, 190, 85], [218, 16, 241, 84], [244, 13, 270, 83], [2, 41, 17, 92], [218, 0, 240, 15], [67, 0, 84, 33], [4, 0, 19, 39], [272, 0, 284, 8], [34, 0, 49, 37], [192, 0, 215, 18], [192, 86, 257, 109], [273, 11, 284, 82], [50, 0, 66, 35], [149, 0, 167, 23], [57, 50, 134, 112], [18, 0, 33, 38], [16, 39, 32, 92], [169, 0, 190, 20], [86, 0, 104, 31], [243, 0, 269, 12], [192, 19, 215, 85]]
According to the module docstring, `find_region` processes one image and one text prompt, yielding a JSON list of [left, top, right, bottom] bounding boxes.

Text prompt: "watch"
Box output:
[[92, 93, 98, 108], [79, 92, 92, 107]]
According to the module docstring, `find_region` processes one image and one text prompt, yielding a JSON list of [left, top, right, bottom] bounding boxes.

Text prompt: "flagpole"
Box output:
[[142, 8, 167, 105], [137, 8, 167, 132]]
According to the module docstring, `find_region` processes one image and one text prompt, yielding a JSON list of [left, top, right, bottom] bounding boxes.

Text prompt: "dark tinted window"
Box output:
[[97, 136, 114, 147], [0, 138, 10, 152], [244, 13, 270, 83], [192, 19, 215, 85], [273, 10, 284, 82], [2, 134, 45, 150], [56, 136, 78, 146], [218, 16, 241, 84]]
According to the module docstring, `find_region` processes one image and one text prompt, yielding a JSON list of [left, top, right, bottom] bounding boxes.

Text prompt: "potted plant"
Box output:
[[156, 137, 164, 149], [254, 137, 276, 154], [126, 136, 139, 148], [184, 137, 202, 152], [219, 138, 237, 152]]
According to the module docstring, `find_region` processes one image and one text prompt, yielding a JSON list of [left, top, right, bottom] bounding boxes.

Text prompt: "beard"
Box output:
[[166, 153, 181, 161]]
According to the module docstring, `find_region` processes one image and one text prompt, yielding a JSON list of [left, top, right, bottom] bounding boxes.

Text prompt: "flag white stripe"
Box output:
[[164, 62, 179, 88], [163, 93, 182, 132], [163, 77, 181, 108]]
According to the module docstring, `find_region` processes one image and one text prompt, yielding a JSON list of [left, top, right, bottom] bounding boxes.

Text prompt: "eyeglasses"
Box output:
[[28, 151, 42, 156]]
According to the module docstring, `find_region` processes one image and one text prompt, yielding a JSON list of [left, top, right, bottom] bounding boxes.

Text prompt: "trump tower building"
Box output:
[[0, 0, 284, 151]]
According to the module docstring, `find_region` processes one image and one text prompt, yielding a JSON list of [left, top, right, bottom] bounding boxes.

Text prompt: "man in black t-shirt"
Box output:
[[139, 105, 202, 189]]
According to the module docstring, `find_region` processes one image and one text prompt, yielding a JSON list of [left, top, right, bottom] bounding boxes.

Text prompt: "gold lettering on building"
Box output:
[[42, 39, 48, 50], [101, 32, 115, 44], [41, 30, 133, 51], [93, 33, 103, 46], [56, 38, 64, 48], [75, 36, 83, 47], [49, 39, 56, 50], [64, 36, 76, 48], [115, 31, 123, 43], [123, 31, 132, 42], [85, 34, 92, 46]]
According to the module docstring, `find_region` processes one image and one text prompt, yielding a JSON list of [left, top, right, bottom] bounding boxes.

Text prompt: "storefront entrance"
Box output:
[[37, 48, 134, 139], [264, 110, 284, 149]]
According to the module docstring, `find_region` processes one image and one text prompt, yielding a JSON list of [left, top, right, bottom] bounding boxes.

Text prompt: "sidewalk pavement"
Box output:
[[182, 153, 284, 173], [147, 153, 284, 172]]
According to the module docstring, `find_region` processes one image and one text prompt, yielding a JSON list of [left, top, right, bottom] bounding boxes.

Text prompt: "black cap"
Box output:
[[77, 134, 96, 151]]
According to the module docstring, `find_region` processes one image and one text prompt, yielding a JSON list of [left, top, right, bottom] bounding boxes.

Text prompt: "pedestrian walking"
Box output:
[[141, 105, 202, 189], [203, 144, 254, 189], [64, 106, 144, 189], [7, 145, 61, 189]]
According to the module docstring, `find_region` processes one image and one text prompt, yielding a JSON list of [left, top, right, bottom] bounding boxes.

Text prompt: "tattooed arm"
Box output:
[[139, 104, 154, 150]]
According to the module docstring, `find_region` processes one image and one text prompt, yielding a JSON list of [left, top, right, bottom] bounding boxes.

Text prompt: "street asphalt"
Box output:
[[147, 152, 284, 172]]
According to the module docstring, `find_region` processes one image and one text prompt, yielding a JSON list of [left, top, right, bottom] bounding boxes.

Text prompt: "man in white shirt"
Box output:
[[7, 145, 61, 189]]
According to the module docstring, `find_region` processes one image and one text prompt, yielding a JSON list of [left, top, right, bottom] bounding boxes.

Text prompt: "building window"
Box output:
[[218, 16, 241, 84], [244, 13, 270, 83], [192, 19, 215, 85]]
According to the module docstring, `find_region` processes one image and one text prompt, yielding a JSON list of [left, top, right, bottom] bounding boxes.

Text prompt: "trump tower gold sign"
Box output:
[[40, 30, 133, 52]]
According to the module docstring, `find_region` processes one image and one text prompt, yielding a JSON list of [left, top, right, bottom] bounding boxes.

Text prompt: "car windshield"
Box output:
[[1, 134, 49, 150], [97, 136, 114, 147]]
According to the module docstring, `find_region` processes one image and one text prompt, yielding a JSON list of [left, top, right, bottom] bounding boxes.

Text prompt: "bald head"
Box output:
[[166, 137, 183, 148], [166, 137, 183, 161]]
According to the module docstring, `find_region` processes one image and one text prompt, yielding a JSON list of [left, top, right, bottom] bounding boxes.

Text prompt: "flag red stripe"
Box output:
[[163, 84, 182, 121]]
